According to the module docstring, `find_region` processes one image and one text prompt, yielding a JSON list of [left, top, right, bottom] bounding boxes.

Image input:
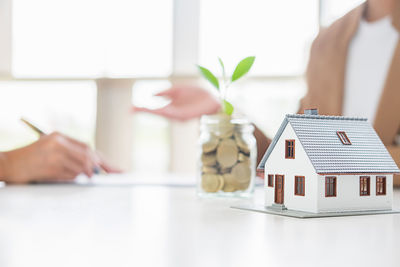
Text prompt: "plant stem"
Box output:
[[218, 59, 232, 114]]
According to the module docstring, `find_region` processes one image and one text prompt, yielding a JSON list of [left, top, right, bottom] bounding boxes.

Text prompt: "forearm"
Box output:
[[385, 145, 400, 186], [386, 145, 400, 161], [0, 152, 8, 181], [0, 148, 30, 183]]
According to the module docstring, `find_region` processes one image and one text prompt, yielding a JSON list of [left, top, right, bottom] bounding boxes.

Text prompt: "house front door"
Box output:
[[275, 175, 284, 204]]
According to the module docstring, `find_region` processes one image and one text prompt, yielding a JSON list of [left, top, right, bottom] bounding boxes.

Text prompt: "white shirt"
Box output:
[[343, 16, 399, 123]]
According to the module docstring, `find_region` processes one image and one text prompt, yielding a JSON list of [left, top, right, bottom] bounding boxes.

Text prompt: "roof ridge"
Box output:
[[286, 114, 367, 121]]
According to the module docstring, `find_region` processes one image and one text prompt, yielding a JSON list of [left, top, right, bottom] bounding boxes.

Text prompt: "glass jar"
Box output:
[[197, 114, 256, 198]]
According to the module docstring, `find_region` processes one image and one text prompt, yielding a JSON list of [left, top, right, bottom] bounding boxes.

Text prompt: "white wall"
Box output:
[[317, 174, 393, 212], [0, 0, 12, 76], [264, 123, 318, 213]]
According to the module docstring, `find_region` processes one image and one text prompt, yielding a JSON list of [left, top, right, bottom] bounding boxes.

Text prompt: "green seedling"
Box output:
[[197, 56, 255, 115]]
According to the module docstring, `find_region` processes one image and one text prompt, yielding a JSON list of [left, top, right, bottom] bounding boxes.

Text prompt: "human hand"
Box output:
[[133, 85, 221, 121], [0, 132, 120, 184]]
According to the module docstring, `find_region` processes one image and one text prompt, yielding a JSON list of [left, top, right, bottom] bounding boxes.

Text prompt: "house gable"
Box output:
[[257, 117, 289, 171], [263, 123, 318, 212], [263, 123, 314, 172]]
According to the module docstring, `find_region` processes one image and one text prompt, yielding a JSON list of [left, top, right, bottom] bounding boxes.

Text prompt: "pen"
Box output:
[[20, 117, 46, 136], [20, 117, 101, 174]]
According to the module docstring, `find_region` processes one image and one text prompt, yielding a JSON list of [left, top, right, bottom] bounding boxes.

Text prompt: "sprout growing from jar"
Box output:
[[197, 56, 256, 115]]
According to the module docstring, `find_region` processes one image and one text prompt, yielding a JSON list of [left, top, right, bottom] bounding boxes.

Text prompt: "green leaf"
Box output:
[[231, 56, 256, 82], [197, 65, 219, 90], [218, 57, 226, 79], [223, 100, 234, 115]]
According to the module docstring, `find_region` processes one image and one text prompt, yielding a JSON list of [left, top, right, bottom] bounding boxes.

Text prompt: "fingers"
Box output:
[[155, 88, 178, 98], [131, 106, 169, 116], [132, 85, 221, 121], [62, 134, 88, 149], [40, 159, 82, 182], [95, 151, 122, 173], [131, 106, 153, 113], [62, 136, 99, 172], [133, 105, 203, 121], [132, 106, 178, 119], [99, 159, 123, 173], [61, 143, 94, 177], [63, 157, 85, 177], [54, 165, 80, 181], [48, 133, 96, 178], [132, 88, 177, 114], [48, 132, 122, 177], [155, 86, 203, 97]]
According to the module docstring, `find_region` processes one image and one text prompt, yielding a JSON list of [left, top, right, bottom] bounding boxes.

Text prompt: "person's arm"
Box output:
[[0, 152, 7, 181], [253, 124, 271, 166], [133, 85, 220, 121], [0, 132, 118, 184], [133, 85, 272, 167], [386, 145, 400, 186]]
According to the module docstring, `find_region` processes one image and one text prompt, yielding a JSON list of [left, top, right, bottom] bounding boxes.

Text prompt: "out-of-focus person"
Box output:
[[301, 0, 400, 183], [133, 0, 400, 184]]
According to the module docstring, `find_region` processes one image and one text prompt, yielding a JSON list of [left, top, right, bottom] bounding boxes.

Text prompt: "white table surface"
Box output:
[[0, 174, 399, 267]]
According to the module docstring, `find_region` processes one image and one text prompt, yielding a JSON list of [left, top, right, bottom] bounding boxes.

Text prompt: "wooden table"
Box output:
[[0, 175, 399, 267]]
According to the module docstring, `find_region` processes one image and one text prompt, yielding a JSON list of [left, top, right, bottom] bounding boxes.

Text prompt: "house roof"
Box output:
[[258, 114, 400, 174]]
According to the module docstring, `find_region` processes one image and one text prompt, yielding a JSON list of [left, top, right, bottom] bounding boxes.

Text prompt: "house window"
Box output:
[[285, 140, 295, 159], [376, 176, 386, 195], [360, 176, 370, 196], [268, 174, 274, 187], [325, 176, 337, 197], [337, 131, 351, 145], [294, 176, 305, 196]]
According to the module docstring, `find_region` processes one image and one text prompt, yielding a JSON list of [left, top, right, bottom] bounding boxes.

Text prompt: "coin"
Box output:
[[236, 180, 250, 190], [216, 175, 225, 191], [222, 184, 236, 192], [238, 152, 249, 162], [201, 153, 217, 166], [218, 127, 234, 139], [223, 173, 235, 184], [219, 166, 232, 174], [231, 162, 251, 184], [222, 174, 236, 192], [216, 139, 238, 168], [202, 165, 218, 174], [202, 136, 219, 153], [234, 132, 250, 154], [223, 173, 248, 192], [201, 174, 220, 192]]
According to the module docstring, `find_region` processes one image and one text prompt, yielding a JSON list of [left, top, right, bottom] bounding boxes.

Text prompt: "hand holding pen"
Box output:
[[21, 117, 106, 174], [0, 118, 120, 184]]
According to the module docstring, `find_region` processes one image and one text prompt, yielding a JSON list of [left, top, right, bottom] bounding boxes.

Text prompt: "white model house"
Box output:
[[257, 109, 400, 213]]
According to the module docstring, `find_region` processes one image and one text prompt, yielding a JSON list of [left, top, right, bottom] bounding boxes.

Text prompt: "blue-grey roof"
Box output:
[[258, 114, 400, 174]]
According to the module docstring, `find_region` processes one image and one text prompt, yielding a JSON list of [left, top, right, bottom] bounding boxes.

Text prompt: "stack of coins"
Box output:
[[200, 120, 252, 193]]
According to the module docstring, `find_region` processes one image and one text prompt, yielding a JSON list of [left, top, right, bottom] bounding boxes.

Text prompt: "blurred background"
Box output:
[[0, 0, 364, 174]]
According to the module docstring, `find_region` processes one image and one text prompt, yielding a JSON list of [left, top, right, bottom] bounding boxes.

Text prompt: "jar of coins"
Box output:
[[198, 114, 256, 197]]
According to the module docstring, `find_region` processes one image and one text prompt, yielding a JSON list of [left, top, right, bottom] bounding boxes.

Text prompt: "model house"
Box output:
[[257, 109, 400, 213]]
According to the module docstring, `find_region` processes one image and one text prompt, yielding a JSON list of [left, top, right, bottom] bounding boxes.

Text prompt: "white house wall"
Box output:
[[264, 123, 318, 213], [317, 174, 393, 212]]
